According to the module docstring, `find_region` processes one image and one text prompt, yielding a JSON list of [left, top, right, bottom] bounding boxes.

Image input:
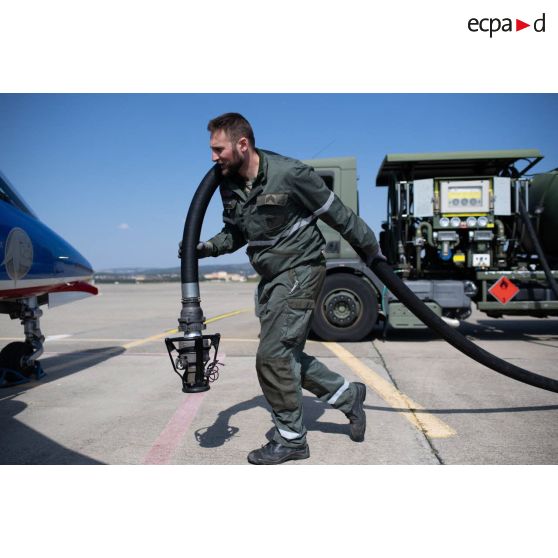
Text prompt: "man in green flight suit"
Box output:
[[198, 113, 383, 465]]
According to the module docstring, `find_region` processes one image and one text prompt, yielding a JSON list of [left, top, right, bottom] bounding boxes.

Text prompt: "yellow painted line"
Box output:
[[122, 308, 251, 350], [206, 308, 251, 324], [322, 342, 456, 439], [122, 330, 177, 350]]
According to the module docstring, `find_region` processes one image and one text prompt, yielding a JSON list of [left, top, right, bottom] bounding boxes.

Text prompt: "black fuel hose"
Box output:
[[181, 164, 221, 285], [178, 164, 221, 335], [370, 258, 558, 393], [517, 196, 558, 300]]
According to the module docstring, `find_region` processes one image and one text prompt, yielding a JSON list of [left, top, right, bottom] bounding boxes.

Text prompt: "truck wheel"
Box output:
[[311, 273, 378, 341]]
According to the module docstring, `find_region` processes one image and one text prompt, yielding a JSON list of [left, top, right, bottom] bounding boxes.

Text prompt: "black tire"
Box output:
[[0, 342, 35, 377], [311, 273, 379, 341]]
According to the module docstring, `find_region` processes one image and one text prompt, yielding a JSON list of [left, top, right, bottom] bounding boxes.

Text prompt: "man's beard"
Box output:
[[220, 150, 244, 176]]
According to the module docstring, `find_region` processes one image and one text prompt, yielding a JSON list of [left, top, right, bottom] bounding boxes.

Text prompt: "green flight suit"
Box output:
[[205, 149, 379, 447]]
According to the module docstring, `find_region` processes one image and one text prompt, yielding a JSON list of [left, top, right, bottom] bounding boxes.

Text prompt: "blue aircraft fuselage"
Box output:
[[0, 179, 97, 301]]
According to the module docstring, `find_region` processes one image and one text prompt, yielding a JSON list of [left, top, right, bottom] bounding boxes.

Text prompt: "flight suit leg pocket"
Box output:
[[256, 355, 298, 411], [281, 298, 315, 347]]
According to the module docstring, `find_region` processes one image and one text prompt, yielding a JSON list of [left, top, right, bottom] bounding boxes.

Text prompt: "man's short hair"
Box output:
[[207, 113, 256, 148]]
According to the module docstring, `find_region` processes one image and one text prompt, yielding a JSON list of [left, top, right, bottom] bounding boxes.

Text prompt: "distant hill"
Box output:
[[94, 262, 257, 283]]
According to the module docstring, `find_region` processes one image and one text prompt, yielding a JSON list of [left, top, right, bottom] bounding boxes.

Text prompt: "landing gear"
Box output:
[[0, 297, 46, 388]]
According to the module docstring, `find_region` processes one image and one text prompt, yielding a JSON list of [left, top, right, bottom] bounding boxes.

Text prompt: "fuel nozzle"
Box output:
[[165, 332, 222, 393]]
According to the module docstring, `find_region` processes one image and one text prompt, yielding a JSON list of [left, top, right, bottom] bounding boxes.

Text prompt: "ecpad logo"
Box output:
[[468, 13, 546, 37]]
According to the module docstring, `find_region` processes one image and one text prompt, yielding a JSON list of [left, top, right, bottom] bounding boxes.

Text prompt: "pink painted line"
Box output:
[[143, 391, 208, 465]]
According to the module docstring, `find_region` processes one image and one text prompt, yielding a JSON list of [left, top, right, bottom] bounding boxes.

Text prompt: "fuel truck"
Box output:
[[308, 149, 558, 341]]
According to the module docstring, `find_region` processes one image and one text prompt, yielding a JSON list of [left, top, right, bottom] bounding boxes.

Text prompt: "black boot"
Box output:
[[345, 382, 367, 442], [247, 440, 310, 465]]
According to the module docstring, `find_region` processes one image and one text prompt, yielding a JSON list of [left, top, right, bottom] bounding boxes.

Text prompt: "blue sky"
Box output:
[[1, 94, 557, 271]]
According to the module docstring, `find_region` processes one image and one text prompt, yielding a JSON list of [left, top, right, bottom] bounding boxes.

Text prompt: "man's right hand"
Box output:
[[178, 240, 215, 259], [196, 241, 215, 258]]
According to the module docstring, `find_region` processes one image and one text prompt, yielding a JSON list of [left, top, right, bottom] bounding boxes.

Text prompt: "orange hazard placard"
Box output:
[[488, 276, 520, 304]]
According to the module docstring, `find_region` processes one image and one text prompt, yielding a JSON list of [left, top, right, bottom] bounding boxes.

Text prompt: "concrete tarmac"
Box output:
[[1, 281, 557, 465]]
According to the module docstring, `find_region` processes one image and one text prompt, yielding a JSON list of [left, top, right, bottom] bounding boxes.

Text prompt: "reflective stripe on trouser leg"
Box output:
[[278, 428, 305, 441], [328, 380, 350, 404], [299, 352, 356, 414]]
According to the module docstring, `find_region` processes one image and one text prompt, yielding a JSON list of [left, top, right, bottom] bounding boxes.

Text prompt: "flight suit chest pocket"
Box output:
[[254, 193, 289, 234], [222, 199, 238, 225]]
